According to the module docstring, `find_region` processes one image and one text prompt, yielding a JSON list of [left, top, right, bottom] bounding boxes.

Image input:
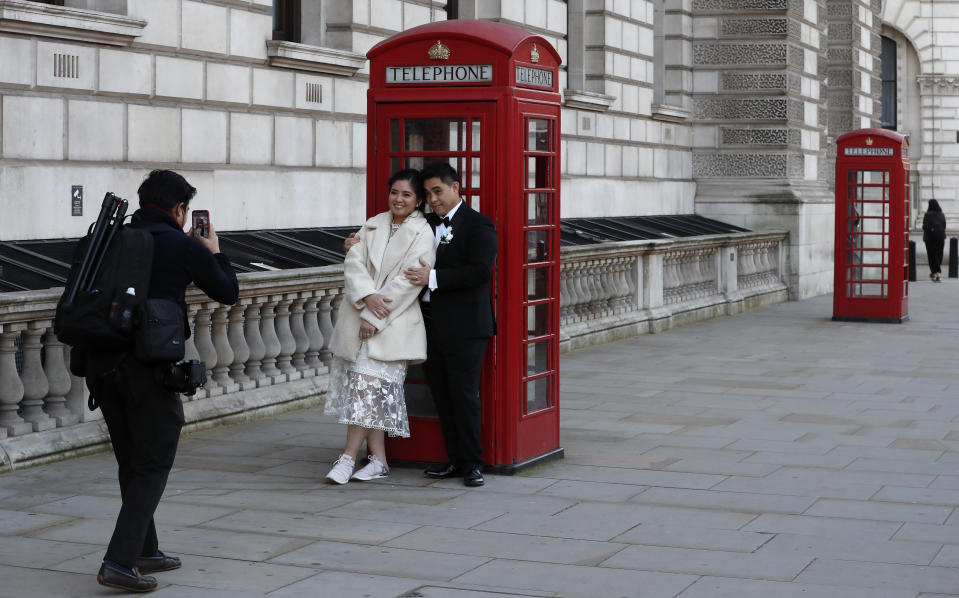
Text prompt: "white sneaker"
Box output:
[[325, 454, 355, 484], [351, 455, 389, 481]]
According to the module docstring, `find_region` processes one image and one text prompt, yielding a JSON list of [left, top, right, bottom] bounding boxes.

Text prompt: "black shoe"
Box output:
[[464, 468, 485, 487], [136, 552, 181, 573], [97, 562, 158, 593], [424, 463, 462, 479]]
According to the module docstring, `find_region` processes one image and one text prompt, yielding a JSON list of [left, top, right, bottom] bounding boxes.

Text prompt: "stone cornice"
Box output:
[[0, 0, 145, 46], [266, 41, 366, 76], [652, 104, 690, 123], [917, 75, 959, 93], [562, 89, 616, 112]]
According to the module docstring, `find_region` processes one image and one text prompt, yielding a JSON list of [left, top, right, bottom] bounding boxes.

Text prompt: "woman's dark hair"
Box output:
[[388, 168, 426, 211], [138, 169, 197, 210], [929, 199, 942, 212]]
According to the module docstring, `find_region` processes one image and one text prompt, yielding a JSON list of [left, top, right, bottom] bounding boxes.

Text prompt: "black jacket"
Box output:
[[426, 203, 497, 342], [131, 207, 239, 328], [923, 208, 946, 243], [83, 208, 238, 377]]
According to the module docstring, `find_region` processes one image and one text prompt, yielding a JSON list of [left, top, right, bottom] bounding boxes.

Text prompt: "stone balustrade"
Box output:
[[0, 230, 787, 469], [559, 231, 788, 350]]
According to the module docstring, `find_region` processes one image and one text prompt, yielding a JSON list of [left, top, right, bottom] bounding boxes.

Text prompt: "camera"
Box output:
[[160, 359, 206, 395]]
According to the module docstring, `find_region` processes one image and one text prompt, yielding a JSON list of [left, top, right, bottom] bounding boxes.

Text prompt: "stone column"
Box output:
[[303, 291, 325, 374], [259, 295, 284, 382], [289, 294, 310, 376], [228, 299, 255, 390], [41, 329, 78, 426], [274, 295, 300, 381], [194, 305, 221, 397], [19, 322, 55, 432], [317, 290, 336, 366], [211, 303, 239, 394], [244, 299, 267, 386], [0, 325, 31, 436]]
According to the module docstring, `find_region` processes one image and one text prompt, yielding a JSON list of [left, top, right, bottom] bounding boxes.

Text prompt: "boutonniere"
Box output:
[[440, 227, 454, 245]]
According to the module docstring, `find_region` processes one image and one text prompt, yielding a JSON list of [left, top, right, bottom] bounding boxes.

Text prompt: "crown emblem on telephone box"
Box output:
[[865, 137, 874, 146], [429, 40, 450, 60], [531, 44, 540, 63]]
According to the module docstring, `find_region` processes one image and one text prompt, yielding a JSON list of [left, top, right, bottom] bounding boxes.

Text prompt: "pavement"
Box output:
[[3, 279, 959, 597]]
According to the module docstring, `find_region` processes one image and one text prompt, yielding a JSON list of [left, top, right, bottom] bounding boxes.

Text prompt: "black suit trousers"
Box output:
[[91, 357, 184, 567], [423, 318, 488, 470]]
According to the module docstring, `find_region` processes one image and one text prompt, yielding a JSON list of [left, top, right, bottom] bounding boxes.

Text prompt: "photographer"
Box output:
[[86, 170, 238, 592]]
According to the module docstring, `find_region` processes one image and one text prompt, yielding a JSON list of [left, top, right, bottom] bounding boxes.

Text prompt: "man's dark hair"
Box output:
[[138, 169, 197, 210], [389, 168, 427, 211], [421, 162, 459, 186]]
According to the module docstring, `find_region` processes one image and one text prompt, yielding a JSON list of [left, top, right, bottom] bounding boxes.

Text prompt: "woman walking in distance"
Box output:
[[923, 199, 947, 282], [324, 169, 434, 483]]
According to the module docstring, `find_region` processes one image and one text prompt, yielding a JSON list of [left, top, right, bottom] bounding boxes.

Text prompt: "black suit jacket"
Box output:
[[427, 202, 497, 343]]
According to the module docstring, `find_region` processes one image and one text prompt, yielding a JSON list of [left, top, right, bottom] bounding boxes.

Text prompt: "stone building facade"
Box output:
[[0, 0, 955, 299]]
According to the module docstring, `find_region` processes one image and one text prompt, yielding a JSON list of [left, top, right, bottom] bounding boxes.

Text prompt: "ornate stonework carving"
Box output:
[[693, 0, 790, 11], [694, 43, 788, 65], [693, 153, 789, 177], [917, 76, 959, 92], [721, 127, 800, 146], [721, 18, 794, 37], [721, 72, 800, 92], [694, 98, 804, 121], [828, 23, 853, 42]]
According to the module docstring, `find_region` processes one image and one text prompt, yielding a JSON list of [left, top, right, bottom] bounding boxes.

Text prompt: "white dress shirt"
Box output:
[[423, 200, 463, 301]]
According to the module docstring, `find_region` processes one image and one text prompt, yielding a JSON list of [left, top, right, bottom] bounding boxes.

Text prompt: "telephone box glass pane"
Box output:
[[528, 156, 550, 189], [527, 230, 550, 263], [526, 376, 550, 413], [527, 341, 550, 376], [527, 119, 550, 151], [390, 120, 400, 152], [404, 119, 467, 152], [471, 120, 481, 151], [527, 303, 549, 337], [471, 157, 481, 189], [403, 363, 437, 417], [845, 169, 890, 299], [527, 267, 549, 300], [528, 192, 550, 225]]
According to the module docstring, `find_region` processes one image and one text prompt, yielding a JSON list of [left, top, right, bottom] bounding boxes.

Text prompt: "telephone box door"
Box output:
[[507, 102, 561, 464], [372, 101, 498, 463]]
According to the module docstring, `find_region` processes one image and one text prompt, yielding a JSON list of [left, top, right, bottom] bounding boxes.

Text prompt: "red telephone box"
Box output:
[[366, 20, 563, 472], [833, 129, 910, 322]]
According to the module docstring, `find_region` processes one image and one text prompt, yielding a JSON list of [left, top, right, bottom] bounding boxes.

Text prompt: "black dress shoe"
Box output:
[[97, 562, 158, 593], [424, 463, 462, 479], [464, 468, 484, 487], [136, 551, 181, 573]]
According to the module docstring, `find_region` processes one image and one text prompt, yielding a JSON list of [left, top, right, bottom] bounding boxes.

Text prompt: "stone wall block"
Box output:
[[128, 105, 179, 162], [0, 37, 34, 87], [182, 108, 228, 164], [36, 42, 95, 92], [98, 49, 152, 96], [182, 0, 228, 55], [230, 113, 273, 165], [155, 56, 204, 100], [694, 42, 788, 66], [127, 0, 178, 47], [252, 68, 294, 108], [230, 9, 271, 60], [2, 96, 63, 160], [207, 63, 251, 105], [68, 100, 124, 161]]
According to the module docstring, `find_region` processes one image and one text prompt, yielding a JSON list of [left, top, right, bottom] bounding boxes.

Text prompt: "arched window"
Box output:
[[880, 35, 897, 130]]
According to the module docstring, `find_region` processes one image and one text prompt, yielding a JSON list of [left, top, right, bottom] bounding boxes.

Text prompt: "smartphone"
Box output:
[[192, 210, 210, 238]]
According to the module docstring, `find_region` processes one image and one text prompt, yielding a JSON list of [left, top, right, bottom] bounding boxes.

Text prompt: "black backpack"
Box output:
[[54, 194, 185, 362]]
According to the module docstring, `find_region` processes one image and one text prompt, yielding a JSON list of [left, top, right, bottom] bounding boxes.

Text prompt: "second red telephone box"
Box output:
[[833, 128, 910, 322], [366, 20, 563, 472]]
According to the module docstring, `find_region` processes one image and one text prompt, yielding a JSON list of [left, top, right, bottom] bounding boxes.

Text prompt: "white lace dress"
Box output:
[[324, 343, 410, 437], [324, 223, 411, 437]]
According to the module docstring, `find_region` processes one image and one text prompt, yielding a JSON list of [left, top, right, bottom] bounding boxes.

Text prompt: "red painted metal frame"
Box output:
[[366, 21, 563, 470], [833, 128, 910, 322]]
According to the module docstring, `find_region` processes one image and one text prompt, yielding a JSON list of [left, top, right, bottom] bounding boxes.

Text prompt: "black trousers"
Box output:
[[423, 319, 488, 470], [90, 357, 184, 568], [926, 239, 945, 275]]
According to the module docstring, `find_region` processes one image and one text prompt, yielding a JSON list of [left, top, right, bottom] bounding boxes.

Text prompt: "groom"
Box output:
[[403, 162, 497, 487]]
